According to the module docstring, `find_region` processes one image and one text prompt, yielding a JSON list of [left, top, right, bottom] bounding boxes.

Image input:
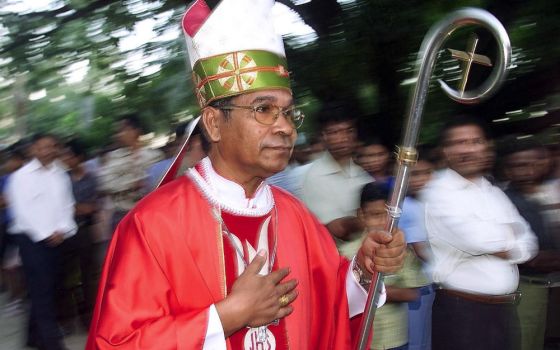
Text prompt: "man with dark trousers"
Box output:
[[6, 133, 77, 350], [423, 116, 538, 350]]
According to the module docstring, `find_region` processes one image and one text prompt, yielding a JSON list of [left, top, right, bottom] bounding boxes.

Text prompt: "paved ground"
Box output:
[[0, 293, 87, 350], [0, 241, 109, 350]]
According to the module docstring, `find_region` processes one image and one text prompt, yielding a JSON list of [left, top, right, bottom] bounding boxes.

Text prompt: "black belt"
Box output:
[[437, 288, 521, 305]]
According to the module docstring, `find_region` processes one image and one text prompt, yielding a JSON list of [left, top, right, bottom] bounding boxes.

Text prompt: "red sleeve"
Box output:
[[86, 213, 211, 350]]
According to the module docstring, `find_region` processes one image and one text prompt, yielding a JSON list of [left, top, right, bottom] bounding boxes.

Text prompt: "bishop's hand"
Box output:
[[215, 250, 298, 337], [357, 228, 406, 276]]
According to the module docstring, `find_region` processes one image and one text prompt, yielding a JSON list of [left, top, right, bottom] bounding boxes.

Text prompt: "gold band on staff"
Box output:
[[395, 146, 418, 166]]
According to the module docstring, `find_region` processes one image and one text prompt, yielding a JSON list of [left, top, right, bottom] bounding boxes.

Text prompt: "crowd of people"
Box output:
[[269, 106, 560, 350], [1, 102, 559, 349], [0, 115, 206, 349]]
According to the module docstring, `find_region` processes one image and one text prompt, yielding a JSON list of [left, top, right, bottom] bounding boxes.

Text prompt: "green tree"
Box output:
[[1, 0, 559, 148]]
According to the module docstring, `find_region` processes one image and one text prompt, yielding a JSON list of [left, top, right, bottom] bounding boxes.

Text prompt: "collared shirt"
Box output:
[[6, 159, 77, 242], [98, 147, 163, 211], [422, 169, 538, 295], [302, 152, 373, 224]]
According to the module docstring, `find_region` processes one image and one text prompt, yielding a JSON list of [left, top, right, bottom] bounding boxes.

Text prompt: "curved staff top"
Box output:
[[354, 7, 512, 350]]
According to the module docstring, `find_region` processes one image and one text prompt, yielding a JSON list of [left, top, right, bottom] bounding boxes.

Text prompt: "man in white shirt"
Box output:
[[302, 101, 373, 248], [6, 133, 77, 350], [422, 116, 538, 350]]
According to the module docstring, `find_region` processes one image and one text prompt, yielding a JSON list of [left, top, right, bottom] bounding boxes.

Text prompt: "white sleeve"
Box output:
[[58, 172, 77, 238], [3, 174, 49, 239], [424, 197, 517, 255], [346, 259, 386, 318], [203, 304, 227, 350], [504, 210, 538, 265]]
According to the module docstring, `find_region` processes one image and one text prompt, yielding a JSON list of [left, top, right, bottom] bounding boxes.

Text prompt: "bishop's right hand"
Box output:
[[215, 250, 298, 337]]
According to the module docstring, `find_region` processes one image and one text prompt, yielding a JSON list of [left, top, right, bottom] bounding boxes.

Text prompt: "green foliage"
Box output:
[[0, 0, 559, 149]]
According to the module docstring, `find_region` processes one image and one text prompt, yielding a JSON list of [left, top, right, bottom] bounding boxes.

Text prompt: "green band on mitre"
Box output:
[[192, 50, 291, 107]]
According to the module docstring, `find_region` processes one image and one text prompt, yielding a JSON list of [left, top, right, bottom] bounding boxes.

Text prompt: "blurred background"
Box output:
[[0, 0, 558, 149]]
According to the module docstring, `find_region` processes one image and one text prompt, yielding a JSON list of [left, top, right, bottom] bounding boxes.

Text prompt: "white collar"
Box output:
[[315, 151, 368, 178], [23, 158, 60, 173], [439, 168, 490, 190], [187, 157, 274, 217]]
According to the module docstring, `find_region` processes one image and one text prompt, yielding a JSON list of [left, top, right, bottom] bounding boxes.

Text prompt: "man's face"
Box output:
[[116, 121, 140, 148], [409, 160, 433, 195], [213, 89, 297, 178], [356, 144, 390, 175], [321, 120, 357, 160], [358, 200, 388, 231], [33, 136, 58, 166], [442, 124, 489, 179], [60, 148, 80, 170], [505, 148, 548, 188]]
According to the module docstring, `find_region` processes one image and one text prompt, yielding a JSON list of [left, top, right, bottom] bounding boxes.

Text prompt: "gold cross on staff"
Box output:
[[448, 34, 493, 96]]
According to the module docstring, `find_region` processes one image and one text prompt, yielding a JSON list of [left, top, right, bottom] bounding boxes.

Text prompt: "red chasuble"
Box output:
[[86, 175, 360, 349]]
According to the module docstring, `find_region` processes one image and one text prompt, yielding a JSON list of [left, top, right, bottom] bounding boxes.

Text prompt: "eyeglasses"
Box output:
[[219, 104, 305, 129]]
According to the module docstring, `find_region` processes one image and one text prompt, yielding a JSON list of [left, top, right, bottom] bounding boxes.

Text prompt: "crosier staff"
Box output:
[[354, 7, 512, 350]]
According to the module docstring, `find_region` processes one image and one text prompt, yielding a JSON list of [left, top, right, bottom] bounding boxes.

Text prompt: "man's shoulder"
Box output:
[[302, 155, 338, 187], [305, 153, 333, 173], [9, 161, 36, 181], [424, 169, 461, 191], [303, 158, 321, 175], [421, 170, 458, 204], [134, 176, 199, 213], [350, 160, 373, 181]]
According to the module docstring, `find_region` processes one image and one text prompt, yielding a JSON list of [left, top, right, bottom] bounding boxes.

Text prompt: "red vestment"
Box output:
[[86, 176, 360, 349]]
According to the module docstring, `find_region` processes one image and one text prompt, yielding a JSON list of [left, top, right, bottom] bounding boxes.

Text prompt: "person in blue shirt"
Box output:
[[399, 149, 435, 350]]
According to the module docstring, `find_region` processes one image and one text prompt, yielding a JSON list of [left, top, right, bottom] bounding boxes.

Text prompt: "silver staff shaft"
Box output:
[[354, 8, 511, 350]]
